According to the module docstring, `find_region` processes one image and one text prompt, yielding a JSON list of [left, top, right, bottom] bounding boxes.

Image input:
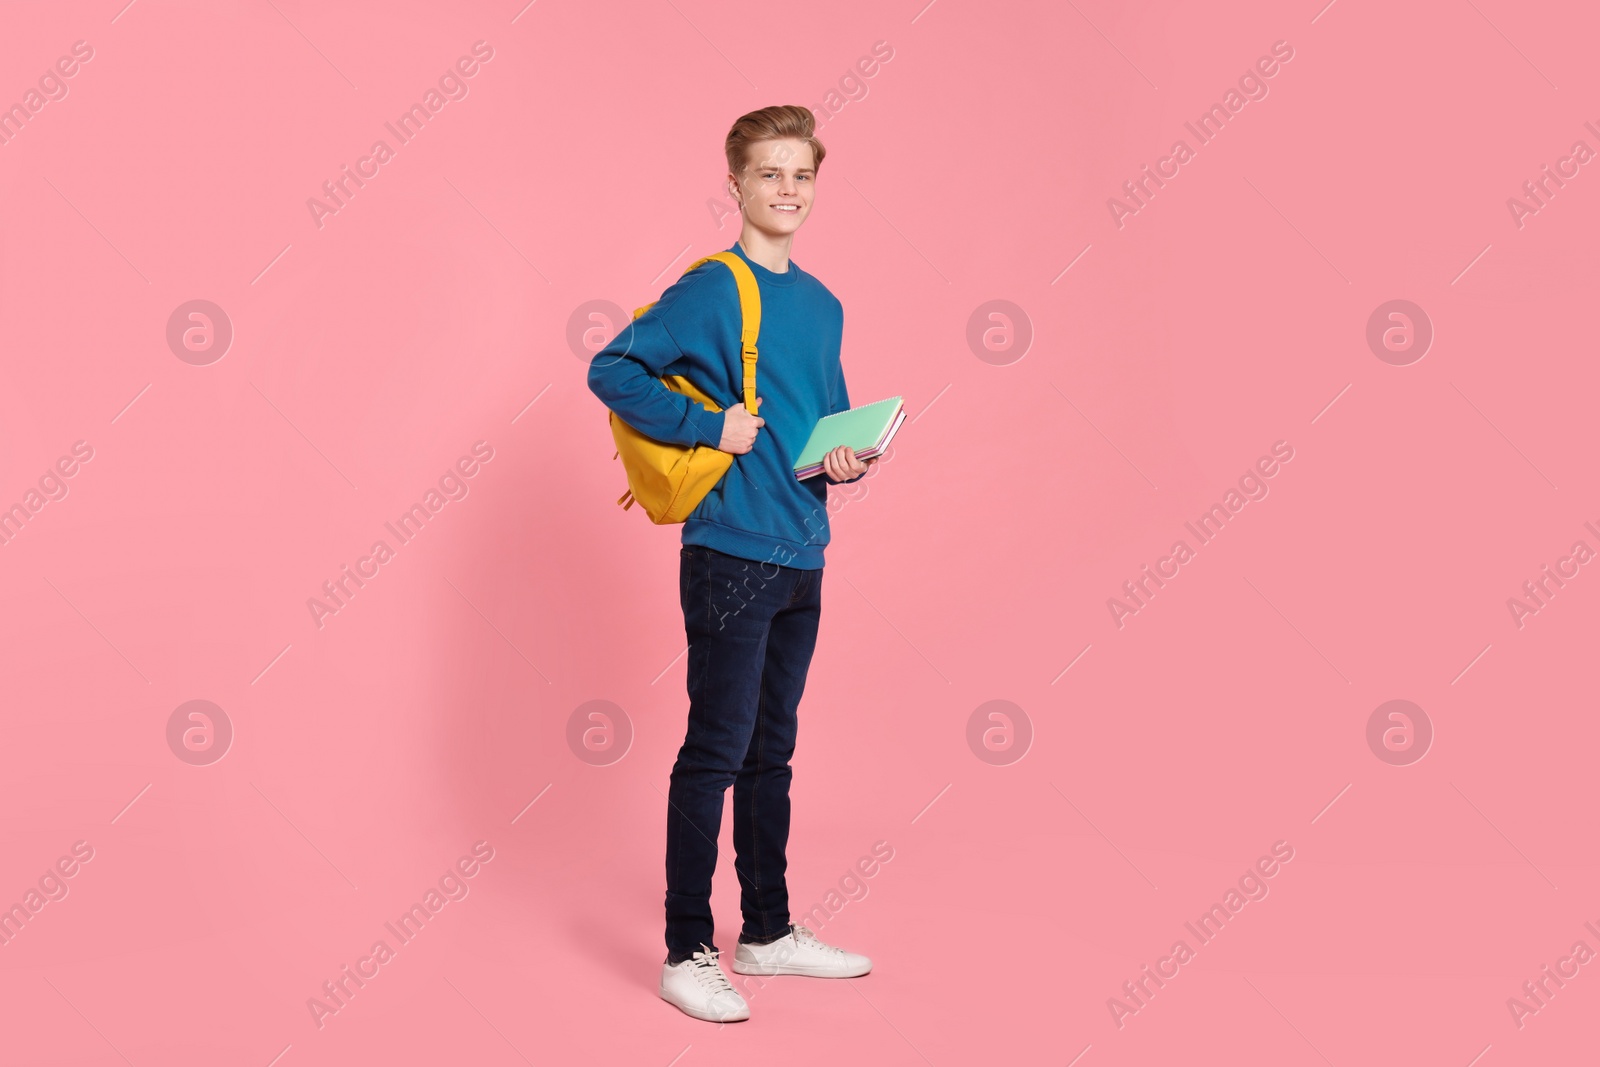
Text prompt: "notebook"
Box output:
[[793, 396, 906, 480]]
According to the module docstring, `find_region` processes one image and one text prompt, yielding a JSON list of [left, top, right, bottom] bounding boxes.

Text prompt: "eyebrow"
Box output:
[[758, 166, 815, 175]]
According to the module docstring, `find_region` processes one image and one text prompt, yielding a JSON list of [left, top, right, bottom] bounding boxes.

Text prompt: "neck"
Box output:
[[735, 228, 793, 273]]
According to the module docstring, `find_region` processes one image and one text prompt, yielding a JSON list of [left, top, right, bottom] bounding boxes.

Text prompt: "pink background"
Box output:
[[2, 0, 1597, 1063]]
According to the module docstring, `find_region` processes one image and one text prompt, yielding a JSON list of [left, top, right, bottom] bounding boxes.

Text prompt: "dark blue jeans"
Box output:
[[665, 543, 823, 963]]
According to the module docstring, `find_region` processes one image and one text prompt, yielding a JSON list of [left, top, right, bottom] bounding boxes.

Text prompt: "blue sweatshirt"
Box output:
[[588, 240, 862, 570]]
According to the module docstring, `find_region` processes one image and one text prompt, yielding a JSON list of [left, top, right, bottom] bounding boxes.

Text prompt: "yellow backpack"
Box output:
[[610, 251, 763, 524]]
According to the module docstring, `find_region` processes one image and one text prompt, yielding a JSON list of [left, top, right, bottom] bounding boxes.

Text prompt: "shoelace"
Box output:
[[791, 924, 845, 956], [689, 947, 736, 994]]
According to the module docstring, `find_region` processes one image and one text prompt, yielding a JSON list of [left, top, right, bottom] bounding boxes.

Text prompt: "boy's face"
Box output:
[[730, 138, 815, 237]]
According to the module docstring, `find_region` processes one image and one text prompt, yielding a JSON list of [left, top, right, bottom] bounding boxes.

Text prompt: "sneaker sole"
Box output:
[[659, 990, 750, 1023], [729, 959, 871, 978]]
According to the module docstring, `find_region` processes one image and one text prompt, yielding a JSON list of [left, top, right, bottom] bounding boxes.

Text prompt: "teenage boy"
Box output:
[[587, 105, 877, 1023]]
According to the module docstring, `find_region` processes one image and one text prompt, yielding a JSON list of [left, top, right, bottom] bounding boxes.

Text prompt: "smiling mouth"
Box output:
[[772, 204, 800, 213]]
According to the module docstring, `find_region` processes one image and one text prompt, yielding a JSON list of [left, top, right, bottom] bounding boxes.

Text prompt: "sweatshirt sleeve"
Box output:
[[587, 305, 726, 450]]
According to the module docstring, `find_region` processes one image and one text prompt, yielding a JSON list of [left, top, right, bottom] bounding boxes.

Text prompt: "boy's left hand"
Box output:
[[822, 445, 878, 483]]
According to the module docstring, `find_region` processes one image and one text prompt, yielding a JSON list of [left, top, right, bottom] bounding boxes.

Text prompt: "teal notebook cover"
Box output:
[[792, 396, 903, 476]]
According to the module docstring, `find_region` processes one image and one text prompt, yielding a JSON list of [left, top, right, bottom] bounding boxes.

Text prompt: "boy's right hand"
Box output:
[[718, 397, 764, 454]]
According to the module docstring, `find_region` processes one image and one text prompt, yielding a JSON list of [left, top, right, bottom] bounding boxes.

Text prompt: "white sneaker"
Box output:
[[659, 945, 750, 1022], [731, 924, 872, 978]]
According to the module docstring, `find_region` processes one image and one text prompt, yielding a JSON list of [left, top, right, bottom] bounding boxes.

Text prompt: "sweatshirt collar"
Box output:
[[729, 241, 801, 287]]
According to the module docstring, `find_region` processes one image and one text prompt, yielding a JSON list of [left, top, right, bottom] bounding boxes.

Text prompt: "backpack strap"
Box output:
[[681, 251, 762, 416]]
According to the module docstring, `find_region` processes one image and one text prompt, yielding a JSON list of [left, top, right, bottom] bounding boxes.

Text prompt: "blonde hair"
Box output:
[[724, 105, 827, 182]]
